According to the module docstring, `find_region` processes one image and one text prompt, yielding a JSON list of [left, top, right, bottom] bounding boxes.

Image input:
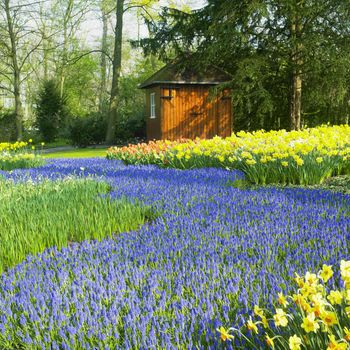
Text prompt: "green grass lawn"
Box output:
[[43, 148, 108, 158]]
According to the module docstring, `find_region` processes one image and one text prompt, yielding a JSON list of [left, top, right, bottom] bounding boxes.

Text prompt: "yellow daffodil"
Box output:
[[340, 260, 350, 284], [301, 312, 319, 333], [305, 272, 318, 286], [278, 292, 289, 308], [295, 158, 304, 166], [294, 273, 304, 288], [293, 293, 305, 306], [327, 334, 347, 350], [247, 318, 258, 334], [321, 311, 338, 327], [246, 159, 257, 165], [218, 155, 225, 163], [273, 308, 288, 327], [216, 327, 234, 342], [301, 283, 317, 299], [176, 152, 184, 159], [345, 290, 350, 304], [260, 315, 269, 329], [254, 305, 264, 318], [345, 306, 350, 316], [265, 334, 275, 349], [344, 327, 350, 341], [288, 335, 302, 350], [319, 264, 333, 283], [311, 295, 326, 317], [327, 290, 342, 305]]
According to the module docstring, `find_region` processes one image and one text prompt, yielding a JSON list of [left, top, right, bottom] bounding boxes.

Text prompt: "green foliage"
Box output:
[[141, 0, 350, 130], [0, 178, 150, 273], [116, 54, 163, 141], [69, 112, 107, 147], [64, 52, 100, 116], [115, 75, 146, 140], [0, 109, 16, 142], [35, 80, 68, 142], [237, 153, 338, 186], [0, 153, 45, 171]]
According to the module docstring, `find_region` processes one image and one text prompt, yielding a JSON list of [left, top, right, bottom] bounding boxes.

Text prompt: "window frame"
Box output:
[[150, 92, 156, 119]]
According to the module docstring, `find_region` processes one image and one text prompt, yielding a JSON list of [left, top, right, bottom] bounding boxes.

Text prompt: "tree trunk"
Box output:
[[43, 23, 49, 81], [289, 12, 303, 131], [4, 0, 23, 140], [290, 67, 302, 130], [40, 5, 49, 81], [59, 0, 73, 99], [99, 4, 108, 114], [106, 0, 124, 145], [14, 74, 24, 141]]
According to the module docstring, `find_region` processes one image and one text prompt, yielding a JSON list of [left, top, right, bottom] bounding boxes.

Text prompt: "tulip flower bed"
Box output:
[[0, 158, 349, 349], [106, 139, 190, 165], [107, 125, 350, 185]]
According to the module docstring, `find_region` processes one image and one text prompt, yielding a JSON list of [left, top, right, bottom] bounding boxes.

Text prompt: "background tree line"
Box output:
[[0, 0, 166, 144], [140, 0, 350, 131], [1, 0, 349, 144]]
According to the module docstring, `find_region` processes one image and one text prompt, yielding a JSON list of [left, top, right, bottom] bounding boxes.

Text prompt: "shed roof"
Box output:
[[139, 60, 231, 89]]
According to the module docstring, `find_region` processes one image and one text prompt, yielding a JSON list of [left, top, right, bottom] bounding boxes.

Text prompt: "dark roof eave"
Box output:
[[139, 80, 228, 89]]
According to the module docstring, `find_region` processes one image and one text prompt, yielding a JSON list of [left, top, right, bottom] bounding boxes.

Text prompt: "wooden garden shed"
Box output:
[[139, 62, 232, 141]]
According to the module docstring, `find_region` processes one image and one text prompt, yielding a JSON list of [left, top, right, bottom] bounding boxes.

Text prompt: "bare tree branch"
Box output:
[[0, 84, 14, 94], [67, 49, 113, 66]]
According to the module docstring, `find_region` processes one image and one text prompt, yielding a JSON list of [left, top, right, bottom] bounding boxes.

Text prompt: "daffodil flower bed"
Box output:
[[0, 140, 45, 170], [0, 141, 28, 153], [218, 261, 350, 349], [107, 125, 350, 185]]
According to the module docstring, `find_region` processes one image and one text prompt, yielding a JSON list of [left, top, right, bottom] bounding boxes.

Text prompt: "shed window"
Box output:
[[150, 93, 156, 118]]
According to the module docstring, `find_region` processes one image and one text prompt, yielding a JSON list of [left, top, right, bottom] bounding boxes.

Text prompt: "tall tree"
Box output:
[[106, 0, 157, 144], [0, 0, 42, 140], [98, 0, 113, 114], [141, 0, 350, 131], [52, 0, 90, 98], [106, 0, 124, 144]]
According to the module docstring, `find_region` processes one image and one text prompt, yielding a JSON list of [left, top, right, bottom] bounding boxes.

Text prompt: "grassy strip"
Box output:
[[0, 178, 150, 273], [43, 148, 107, 158]]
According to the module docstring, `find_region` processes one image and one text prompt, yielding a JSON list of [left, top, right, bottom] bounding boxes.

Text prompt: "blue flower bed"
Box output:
[[0, 159, 349, 349]]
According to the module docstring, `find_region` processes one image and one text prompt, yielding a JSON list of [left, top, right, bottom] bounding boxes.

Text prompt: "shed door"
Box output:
[[161, 86, 212, 140], [161, 86, 231, 140]]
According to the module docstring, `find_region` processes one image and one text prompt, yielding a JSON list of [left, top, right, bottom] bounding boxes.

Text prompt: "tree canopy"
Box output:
[[141, 0, 350, 130]]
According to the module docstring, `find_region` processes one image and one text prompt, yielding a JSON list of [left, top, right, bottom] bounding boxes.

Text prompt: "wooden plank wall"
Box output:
[[217, 92, 232, 138], [161, 85, 232, 140]]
